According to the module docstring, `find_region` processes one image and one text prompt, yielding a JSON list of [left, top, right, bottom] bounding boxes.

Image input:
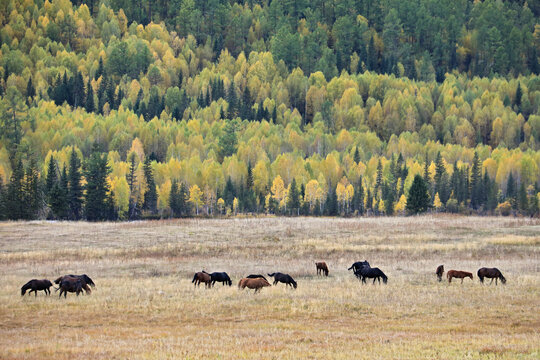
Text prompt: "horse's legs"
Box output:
[[461, 278, 463, 284], [273, 280, 278, 286], [490, 278, 494, 285], [495, 278, 498, 285], [448, 276, 452, 283]]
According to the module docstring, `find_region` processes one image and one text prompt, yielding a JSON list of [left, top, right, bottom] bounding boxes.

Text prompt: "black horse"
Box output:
[[477, 267, 506, 285], [58, 278, 83, 298], [355, 267, 388, 284], [21, 279, 53, 296], [246, 274, 268, 281], [204, 271, 232, 286], [268, 272, 297, 289], [348, 261, 370, 272]]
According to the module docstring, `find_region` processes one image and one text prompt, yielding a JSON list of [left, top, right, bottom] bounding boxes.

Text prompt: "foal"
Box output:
[[447, 270, 473, 283]]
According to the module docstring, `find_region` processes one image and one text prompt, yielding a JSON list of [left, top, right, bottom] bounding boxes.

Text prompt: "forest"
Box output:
[[0, 0, 539, 220]]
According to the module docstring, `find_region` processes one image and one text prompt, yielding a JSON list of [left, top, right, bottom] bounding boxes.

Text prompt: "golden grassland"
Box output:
[[0, 216, 539, 359]]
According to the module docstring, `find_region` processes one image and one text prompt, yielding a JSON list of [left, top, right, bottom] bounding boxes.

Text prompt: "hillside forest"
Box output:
[[0, 0, 539, 220]]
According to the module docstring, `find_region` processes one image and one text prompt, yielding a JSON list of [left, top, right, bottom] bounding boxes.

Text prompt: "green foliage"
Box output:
[[407, 175, 430, 215]]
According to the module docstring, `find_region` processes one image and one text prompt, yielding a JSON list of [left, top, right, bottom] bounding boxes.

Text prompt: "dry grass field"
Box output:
[[0, 216, 539, 359]]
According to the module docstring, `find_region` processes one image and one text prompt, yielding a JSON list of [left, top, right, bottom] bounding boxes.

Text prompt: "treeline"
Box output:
[[1, 144, 538, 221]]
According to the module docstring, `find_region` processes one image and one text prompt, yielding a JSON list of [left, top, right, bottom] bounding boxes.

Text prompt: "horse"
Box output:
[[477, 268, 506, 285], [21, 279, 53, 296], [316, 262, 329, 276], [436, 265, 444, 282], [238, 278, 271, 293], [204, 271, 232, 286], [268, 272, 297, 289], [246, 274, 267, 281], [348, 261, 370, 272], [192, 272, 212, 288], [355, 267, 388, 284], [55, 274, 95, 294], [57, 277, 83, 298], [447, 270, 473, 283]]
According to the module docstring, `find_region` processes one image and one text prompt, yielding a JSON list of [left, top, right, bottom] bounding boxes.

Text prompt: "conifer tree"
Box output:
[[68, 149, 83, 220], [143, 157, 157, 213], [84, 146, 111, 221], [406, 175, 430, 214]]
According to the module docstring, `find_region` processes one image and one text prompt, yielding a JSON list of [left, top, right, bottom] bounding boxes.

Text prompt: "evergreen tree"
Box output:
[[518, 181, 528, 213], [325, 187, 338, 216], [0, 175, 5, 220], [84, 146, 111, 221], [49, 165, 69, 219], [353, 147, 361, 164], [515, 82, 522, 109], [26, 77, 35, 103], [169, 179, 179, 217], [353, 177, 364, 215], [406, 175, 430, 214], [287, 178, 300, 215], [218, 119, 238, 162], [470, 151, 483, 209], [23, 158, 42, 220], [506, 172, 516, 207], [45, 155, 58, 197], [68, 149, 83, 220], [143, 157, 157, 213], [5, 157, 26, 219], [178, 182, 188, 216], [85, 78, 94, 113], [126, 153, 137, 219], [375, 159, 383, 194]]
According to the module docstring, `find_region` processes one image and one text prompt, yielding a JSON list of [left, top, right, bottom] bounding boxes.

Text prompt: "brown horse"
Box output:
[[477, 268, 506, 285], [57, 277, 83, 298], [238, 278, 271, 293], [192, 272, 212, 288], [21, 279, 53, 296], [316, 262, 329, 276], [447, 270, 473, 283], [55, 275, 94, 294], [436, 265, 444, 282]]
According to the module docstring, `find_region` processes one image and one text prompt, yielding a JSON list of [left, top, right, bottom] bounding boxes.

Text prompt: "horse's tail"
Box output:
[[192, 273, 197, 283], [477, 269, 484, 283], [347, 266, 353, 271], [267, 273, 275, 277]]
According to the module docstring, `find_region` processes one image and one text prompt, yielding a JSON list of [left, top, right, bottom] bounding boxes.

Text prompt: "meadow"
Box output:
[[0, 216, 539, 359]]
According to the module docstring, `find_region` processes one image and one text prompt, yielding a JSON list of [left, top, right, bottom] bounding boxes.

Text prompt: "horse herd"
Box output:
[[436, 265, 507, 284], [21, 274, 95, 298], [20, 262, 507, 297]]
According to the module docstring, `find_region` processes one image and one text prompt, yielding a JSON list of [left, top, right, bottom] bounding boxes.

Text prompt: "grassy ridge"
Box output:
[[0, 216, 539, 359]]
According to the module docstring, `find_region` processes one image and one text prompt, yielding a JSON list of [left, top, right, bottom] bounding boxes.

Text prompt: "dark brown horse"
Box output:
[[436, 265, 444, 282], [21, 279, 53, 296], [57, 277, 83, 298], [447, 270, 473, 283], [238, 278, 271, 293], [268, 273, 297, 288], [55, 274, 95, 294], [192, 272, 212, 288], [316, 262, 329, 276], [477, 268, 506, 285]]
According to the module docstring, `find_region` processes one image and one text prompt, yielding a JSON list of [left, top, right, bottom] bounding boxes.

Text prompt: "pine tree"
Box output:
[[85, 78, 94, 113], [515, 82, 522, 109], [49, 165, 69, 219], [84, 146, 111, 221], [126, 153, 137, 219], [406, 175, 430, 214], [506, 172, 516, 208], [45, 155, 58, 197], [178, 182, 188, 216], [5, 157, 26, 219], [518, 181, 528, 213], [169, 179, 179, 217], [23, 158, 41, 220], [143, 157, 157, 213], [26, 77, 35, 103], [470, 151, 483, 209], [375, 158, 383, 194], [68, 149, 83, 220], [95, 56, 104, 80], [287, 178, 300, 215], [353, 147, 360, 164]]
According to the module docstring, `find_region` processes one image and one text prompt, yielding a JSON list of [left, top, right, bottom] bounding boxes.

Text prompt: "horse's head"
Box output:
[[54, 277, 63, 285], [500, 275, 507, 284], [82, 274, 95, 288], [227, 279, 232, 286]]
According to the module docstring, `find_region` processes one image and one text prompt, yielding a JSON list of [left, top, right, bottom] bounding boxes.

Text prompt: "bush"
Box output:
[[496, 201, 513, 216]]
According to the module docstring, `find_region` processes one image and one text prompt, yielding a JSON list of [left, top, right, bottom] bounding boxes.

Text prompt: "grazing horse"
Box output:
[[316, 262, 329, 276], [355, 267, 388, 284], [436, 265, 444, 282], [246, 274, 268, 281], [58, 278, 83, 298], [348, 261, 370, 272], [447, 270, 473, 283], [238, 278, 271, 293], [192, 272, 212, 288], [268, 273, 297, 289], [204, 271, 232, 286], [55, 274, 95, 294], [21, 279, 53, 296], [477, 268, 506, 285]]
